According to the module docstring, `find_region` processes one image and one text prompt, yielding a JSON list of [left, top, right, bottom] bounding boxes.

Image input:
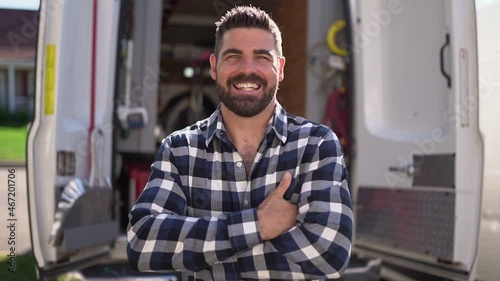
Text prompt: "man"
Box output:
[[127, 5, 353, 280]]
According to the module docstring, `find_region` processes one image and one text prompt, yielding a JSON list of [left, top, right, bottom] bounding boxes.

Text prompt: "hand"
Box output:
[[257, 172, 298, 240]]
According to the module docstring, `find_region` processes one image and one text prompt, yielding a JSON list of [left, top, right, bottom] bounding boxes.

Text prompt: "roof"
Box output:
[[0, 9, 38, 62]]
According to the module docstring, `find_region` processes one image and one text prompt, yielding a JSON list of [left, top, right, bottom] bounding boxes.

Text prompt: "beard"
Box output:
[[217, 73, 278, 118]]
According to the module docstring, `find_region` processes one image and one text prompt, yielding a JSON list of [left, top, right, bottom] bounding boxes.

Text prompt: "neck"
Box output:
[[221, 100, 275, 147]]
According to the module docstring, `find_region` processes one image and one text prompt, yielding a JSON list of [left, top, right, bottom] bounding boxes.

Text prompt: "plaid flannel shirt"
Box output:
[[127, 102, 353, 281]]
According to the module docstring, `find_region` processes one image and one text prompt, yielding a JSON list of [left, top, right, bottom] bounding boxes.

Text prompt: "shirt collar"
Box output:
[[271, 101, 288, 144], [204, 101, 288, 147]]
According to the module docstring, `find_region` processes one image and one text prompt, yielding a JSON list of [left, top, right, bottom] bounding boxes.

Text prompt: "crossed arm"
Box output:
[[127, 132, 353, 279]]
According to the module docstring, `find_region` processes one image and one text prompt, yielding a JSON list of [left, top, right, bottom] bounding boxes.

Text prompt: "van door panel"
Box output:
[[350, 0, 483, 278], [27, 0, 121, 275]]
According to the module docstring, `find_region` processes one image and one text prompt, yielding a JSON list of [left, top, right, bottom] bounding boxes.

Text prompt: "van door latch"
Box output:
[[388, 165, 414, 177]]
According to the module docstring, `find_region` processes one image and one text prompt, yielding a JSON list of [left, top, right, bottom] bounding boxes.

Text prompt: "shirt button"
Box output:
[[244, 200, 249, 206], [236, 161, 243, 168]]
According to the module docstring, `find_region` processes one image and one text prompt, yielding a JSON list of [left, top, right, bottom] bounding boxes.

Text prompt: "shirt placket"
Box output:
[[240, 137, 269, 210], [232, 152, 249, 209]]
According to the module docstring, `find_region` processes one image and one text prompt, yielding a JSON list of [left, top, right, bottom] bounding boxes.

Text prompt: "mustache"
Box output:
[[226, 73, 267, 87]]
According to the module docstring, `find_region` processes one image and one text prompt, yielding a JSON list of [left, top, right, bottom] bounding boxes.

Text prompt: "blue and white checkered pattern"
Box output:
[[127, 102, 353, 281]]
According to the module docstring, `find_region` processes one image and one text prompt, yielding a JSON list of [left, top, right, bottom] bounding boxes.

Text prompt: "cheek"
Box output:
[[267, 69, 281, 82], [217, 66, 235, 82], [216, 71, 227, 82]]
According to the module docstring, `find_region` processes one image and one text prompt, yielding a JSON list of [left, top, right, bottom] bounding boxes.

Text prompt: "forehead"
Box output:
[[220, 28, 277, 53]]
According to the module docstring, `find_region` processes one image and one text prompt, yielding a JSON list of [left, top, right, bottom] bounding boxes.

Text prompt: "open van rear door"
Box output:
[[349, 0, 483, 280], [27, 0, 121, 279]]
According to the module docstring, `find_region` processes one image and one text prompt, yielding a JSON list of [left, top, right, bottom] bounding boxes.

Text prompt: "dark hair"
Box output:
[[214, 5, 282, 58]]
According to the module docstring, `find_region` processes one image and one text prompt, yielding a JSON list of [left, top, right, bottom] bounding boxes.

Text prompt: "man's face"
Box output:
[[210, 28, 285, 117]]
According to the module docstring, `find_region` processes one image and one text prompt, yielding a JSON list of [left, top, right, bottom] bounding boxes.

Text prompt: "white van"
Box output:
[[27, 0, 499, 280]]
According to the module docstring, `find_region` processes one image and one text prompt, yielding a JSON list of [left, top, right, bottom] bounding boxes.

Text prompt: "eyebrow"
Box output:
[[221, 48, 243, 57], [220, 48, 274, 57], [253, 49, 273, 56]]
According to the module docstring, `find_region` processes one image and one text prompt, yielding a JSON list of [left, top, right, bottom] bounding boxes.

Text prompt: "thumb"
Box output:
[[273, 172, 292, 198]]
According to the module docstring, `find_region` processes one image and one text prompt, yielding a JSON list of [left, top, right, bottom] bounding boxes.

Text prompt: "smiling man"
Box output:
[[127, 5, 353, 281]]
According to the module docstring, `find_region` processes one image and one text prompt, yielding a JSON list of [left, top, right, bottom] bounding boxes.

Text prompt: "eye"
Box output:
[[226, 54, 240, 60], [256, 55, 271, 61]]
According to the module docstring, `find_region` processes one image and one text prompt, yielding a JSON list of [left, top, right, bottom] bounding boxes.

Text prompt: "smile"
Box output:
[[233, 82, 261, 91]]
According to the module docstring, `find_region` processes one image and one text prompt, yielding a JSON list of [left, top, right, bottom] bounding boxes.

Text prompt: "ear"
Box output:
[[278, 56, 286, 82], [209, 53, 217, 80]]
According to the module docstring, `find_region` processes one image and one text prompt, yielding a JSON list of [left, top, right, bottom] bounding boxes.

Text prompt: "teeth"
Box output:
[[235, 83, 259, 90]]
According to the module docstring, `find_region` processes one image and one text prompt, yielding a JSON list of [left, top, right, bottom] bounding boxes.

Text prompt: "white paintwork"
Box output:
[[448, 0, 483, 270], [351, 0, 483, 278], [27, 0, 121, 269], [475, 0, 500, 280], [352, 0, 455, 189], [28, 0, 61, 267]]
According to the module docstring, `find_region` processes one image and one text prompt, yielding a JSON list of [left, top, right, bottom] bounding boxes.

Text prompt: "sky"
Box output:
[[0, 0, 39, 10]]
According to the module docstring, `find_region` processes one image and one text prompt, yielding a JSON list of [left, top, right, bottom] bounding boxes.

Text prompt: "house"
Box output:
[[0, 8, 38, 116]]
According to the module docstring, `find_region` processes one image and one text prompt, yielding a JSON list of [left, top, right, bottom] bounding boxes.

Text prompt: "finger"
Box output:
[[273, 172, 292, 198]]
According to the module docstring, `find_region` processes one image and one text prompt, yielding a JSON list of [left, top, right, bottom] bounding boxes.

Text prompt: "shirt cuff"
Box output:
[[226, 208, 262, 252]]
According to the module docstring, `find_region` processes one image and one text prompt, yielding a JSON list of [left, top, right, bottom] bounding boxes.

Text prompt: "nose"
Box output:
[[238, 57, 257, 75]]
